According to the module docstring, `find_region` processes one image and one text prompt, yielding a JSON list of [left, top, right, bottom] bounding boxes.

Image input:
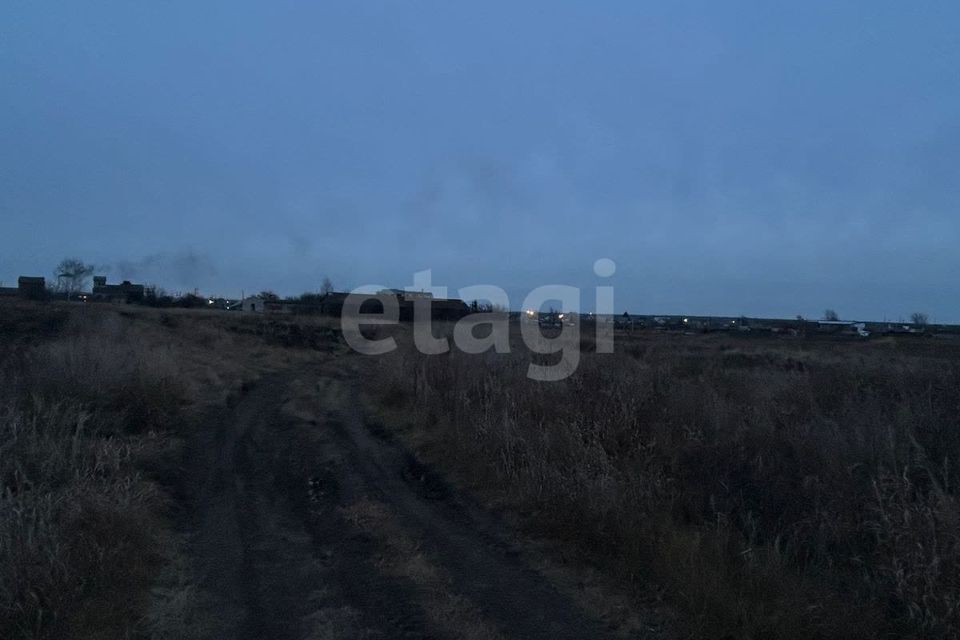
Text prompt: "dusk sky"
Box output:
[[3, 2, 959, 320]]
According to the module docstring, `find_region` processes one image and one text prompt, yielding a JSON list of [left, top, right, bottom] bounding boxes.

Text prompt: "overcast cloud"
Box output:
[[2, 1, 959, 320]]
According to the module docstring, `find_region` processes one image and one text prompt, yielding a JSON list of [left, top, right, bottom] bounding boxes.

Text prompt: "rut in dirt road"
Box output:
[[175, 364, 657, 639]]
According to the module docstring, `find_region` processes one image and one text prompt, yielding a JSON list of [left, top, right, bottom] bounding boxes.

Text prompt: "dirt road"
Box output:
[[169, 360, 666, 639]]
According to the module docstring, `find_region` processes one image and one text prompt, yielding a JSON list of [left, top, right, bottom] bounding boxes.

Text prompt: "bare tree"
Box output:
[[823, 309, 839, 321], [911, 312, 929, 327], [321, 277, 334, 296], [258, 290, 280, 301], [54, 258, 95, 299]]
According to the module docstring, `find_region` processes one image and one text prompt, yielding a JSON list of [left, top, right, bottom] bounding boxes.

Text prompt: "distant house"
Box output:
[[882, 323, 924, 335], [17, 276, 47, 300], [239, 289, 468, 320], [817, 320, 870, 337], [0, 277, 46, 300], [91, 276, 145, 303], [375, 289, 469, 321], [240, 296, 258, 313], [816, 320, 848, 333], [240, 296, 295, 314]]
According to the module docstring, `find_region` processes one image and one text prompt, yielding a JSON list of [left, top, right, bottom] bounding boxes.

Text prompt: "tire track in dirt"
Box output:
[[180, 371, 433, 639], [302, 370, 627, 640], [175, 363, 660, 639]]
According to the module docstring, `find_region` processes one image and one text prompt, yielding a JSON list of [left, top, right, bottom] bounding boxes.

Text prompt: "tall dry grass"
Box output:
[[376, 333, 960, 639], [0, 310, 189, 639]]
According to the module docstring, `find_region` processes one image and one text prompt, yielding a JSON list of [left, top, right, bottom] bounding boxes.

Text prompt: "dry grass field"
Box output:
[[3, 301, 959, 639], [0, 302, 314, 639], [374, 326, 960, 639]]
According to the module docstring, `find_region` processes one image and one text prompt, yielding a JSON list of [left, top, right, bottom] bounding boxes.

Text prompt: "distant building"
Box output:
[[430, 297, 471, 321], [92, 276, 145, 303], [239, 289, 468, 320], [17, 276, 47, 300], [240, 296, 294, 314], [241, 296, 266, 313], [816, 320, 870, 337], [0, 277, 46, 300], [882, 323, 924, 335], [375, 289, 469, 321]]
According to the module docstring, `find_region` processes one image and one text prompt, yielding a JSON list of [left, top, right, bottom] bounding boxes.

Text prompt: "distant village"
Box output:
[[0, 272, 952, 338], [0, 274, 471, 321]]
